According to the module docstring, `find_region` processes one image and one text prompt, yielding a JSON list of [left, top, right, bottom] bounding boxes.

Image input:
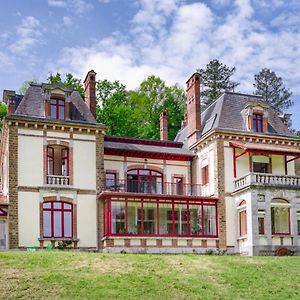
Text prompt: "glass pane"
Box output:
[[258, 217, 264, 235], [139, 170, 150, 175], [190, 205, 202, 235], [111, 202, 126, 234], [127, 170, 138, 175], [239, 210, 247, 236], [127, 202, 141, 234], [43, 202, 51, 209], [58, 105, 65, 120], [50, 103, 56, 116], [64, 203, 72, 210], [53, 202, 62, 209], [43, 211, 51, 237], [62, 157, 68, 176], [174, 203, 188, 235], [64, 211, 72, 238], [204, 206, 216, 236], [47, 158, 53, 175], [54, 211, 62, 237], [143, 203, 157, 234], [159, 203, 173, 235], [106, 173, 116, 189], [140, 176, 150, 194], [127, 175, 138, 192], [272, 207, 289, 234]]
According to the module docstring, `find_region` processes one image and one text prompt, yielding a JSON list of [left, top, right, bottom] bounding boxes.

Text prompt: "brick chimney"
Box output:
[[186, 72, 201, 147], [84, 70, 97, 118], [160, 109, 168, 140]]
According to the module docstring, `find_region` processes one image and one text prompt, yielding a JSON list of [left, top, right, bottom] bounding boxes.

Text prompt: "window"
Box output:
[[105, 172, 116, 190], [50, 99, 65, 120], [47, 146, 69, 176], [258, 216, 265, 235], [202, 165, 209, 185], [106, 198, 218, 237], [238, 200, 247, 237], [297, 212, 300, 235], [43, 202, 73, 238], [252, 155, 271, 173], [271, 199, 290, 235], [127, 169, 163, 194], [174, 177, 184, 195], [253, 113, 263, 132]]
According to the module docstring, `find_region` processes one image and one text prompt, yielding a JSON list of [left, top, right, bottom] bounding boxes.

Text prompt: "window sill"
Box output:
[[39, 237, 79, 242], [237, 236, 247, 240]]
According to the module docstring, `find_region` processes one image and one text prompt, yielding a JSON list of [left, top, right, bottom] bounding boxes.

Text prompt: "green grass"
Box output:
[[0, 252, 300, 299]]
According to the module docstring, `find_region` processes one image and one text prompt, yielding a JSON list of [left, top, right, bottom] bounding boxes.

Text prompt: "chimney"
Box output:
[[186, 72, 201, 147], [160, 109, 168, 140], [84, 70, 97, 118], [3, 90, 16, 114]]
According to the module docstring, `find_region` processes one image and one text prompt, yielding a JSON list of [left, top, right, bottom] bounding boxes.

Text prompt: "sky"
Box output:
[[0, 0, 300, 128]]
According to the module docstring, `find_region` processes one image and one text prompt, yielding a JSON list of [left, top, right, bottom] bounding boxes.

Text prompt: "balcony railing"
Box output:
[[234, 172, 300, 191], [105, 179, 203, 196], [47, 175, 70, 186]]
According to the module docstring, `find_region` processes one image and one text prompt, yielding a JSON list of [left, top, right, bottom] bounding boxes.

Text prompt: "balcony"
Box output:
[[47, 175, 70, 186], [234, 172, 300, 191], [105, 179, 203, 197]]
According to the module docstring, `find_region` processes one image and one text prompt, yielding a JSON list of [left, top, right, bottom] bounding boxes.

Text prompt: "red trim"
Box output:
[[104, 148, 194, 161], [105, 135, 183, 148], [42, 201, 73, 238], [50, 99, 65, 120], [103, 195, 218, 238]]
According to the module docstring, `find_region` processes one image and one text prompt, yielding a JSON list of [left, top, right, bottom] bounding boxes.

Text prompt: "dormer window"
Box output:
[[253, 113, 263, 132], [50, 99, 65, 120]]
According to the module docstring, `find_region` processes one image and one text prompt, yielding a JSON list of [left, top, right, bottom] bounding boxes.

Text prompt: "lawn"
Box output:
[[0, 252, 299, 300]]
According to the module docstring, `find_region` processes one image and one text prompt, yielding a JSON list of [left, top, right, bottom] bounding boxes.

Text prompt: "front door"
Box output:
[[0, 220, 6, 249]]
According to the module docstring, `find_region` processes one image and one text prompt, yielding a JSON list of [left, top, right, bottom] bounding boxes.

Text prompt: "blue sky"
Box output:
[[1, 0, 300, 129]]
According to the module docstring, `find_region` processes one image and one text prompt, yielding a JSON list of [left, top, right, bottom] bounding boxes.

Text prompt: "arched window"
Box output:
[[271, 199, 290, 235], [127, 169, 163, 194], [43, 201, 73, 238]]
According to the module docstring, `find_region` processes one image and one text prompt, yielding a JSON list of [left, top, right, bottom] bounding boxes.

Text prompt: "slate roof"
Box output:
[[5, 83, 99, 125], [175, 92, 292, 146]]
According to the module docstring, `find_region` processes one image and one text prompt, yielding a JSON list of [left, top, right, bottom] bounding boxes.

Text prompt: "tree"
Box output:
[[18, 78, 38, 95], [0, 102, 7, 127], [198, 59, 239, 108], [48, 72, 84, 97], [253, 68, 293, 115]]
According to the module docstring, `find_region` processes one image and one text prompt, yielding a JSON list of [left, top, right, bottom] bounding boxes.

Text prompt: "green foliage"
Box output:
[[253, 68, 293, 115], [97, 76, 185, 140], [48, 72, 84, 97], [198, 59, 239, 108], [0, 102, 7, 127], [18, 78, 38, 95]]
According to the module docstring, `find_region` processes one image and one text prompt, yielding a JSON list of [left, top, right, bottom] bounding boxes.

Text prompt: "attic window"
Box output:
[[50, 99, 65, 120], [253, 113, 263, 132]]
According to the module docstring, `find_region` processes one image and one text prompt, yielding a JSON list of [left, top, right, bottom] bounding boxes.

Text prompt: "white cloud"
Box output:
[[98, 0, 110, 3], [63, 16, 73, 27], [48, 0, 67, 8], [9, 16, 42, 55], [49, 0, 300, 99], [47, 0, 92, 15]]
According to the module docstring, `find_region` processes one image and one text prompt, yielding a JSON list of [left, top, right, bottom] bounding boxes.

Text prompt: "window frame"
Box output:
[[253, 113, 263, 132], [42, 201, 73, 239], [201, 165, 209, 185], [50, 98, 65, 120], [271, 199, 291, 235], [47, 146, 69, 177]]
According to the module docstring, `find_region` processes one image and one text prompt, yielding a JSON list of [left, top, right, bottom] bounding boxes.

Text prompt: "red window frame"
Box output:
[[127, 169, 163, 194], [253, 113, 263, 132], [202, 165, 209, 185], [50, 99, 65, 120], [105, 197, 218, 238], [47, 146, 69, 176], [173, 176, 184, 195], [42, 201, 73, 238]]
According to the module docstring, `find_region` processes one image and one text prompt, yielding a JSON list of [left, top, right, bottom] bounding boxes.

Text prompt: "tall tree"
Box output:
[[253, 68, 293, 115], [0, 102, 7, 127], [198, 59, 239, 108]]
